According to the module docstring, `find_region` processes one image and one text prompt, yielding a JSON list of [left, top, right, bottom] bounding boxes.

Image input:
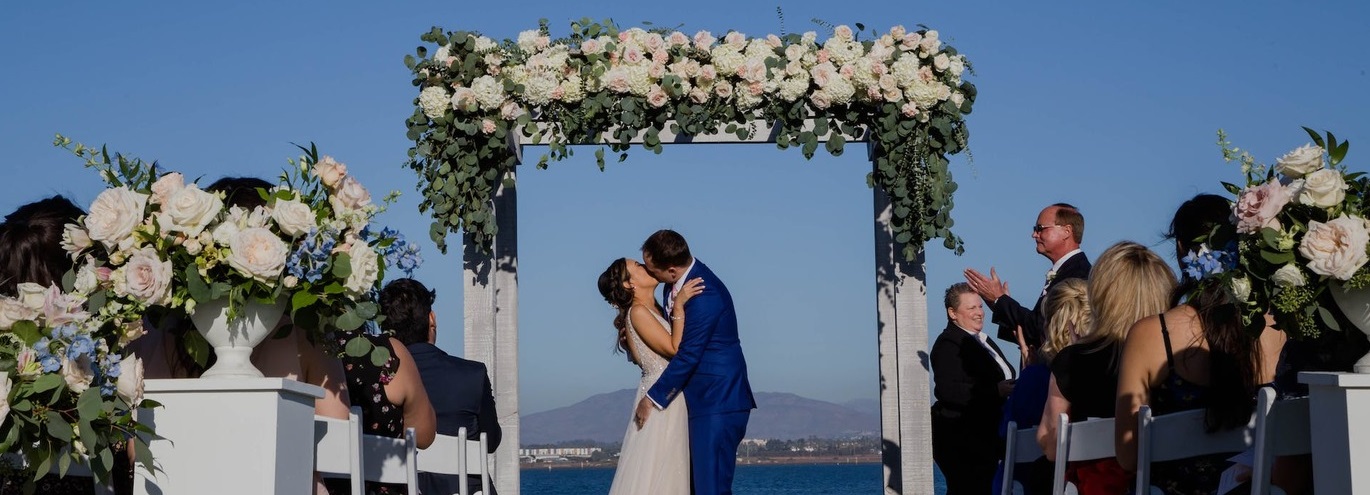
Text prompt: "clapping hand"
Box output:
[[963, 267, 1009, 304]]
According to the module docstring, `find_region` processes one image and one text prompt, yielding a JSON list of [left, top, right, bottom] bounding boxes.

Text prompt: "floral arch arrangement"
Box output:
[[403, 19, 975, 260]]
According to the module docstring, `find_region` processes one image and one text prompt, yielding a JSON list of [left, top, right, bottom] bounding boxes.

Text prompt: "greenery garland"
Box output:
[[404, 19, 974, 259]]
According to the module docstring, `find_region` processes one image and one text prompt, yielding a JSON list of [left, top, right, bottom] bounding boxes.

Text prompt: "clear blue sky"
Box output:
[[2, 1, 1368, 414]]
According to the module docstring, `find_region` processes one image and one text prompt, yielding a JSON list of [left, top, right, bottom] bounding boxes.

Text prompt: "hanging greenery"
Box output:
[[404, 19, 974, 260]]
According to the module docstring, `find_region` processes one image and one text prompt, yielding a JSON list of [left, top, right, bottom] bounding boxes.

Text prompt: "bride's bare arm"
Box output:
[[629, 305, 678, 358]]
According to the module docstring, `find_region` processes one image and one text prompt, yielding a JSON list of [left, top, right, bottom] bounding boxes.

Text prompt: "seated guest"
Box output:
[[995, 278, 1093, 495], [382, 278, 501, 495], [1114, 194, 1288, 495], [0, 196, 108, 494], [1038, 241, 1175, 495], [932, 282, 1016, 495]]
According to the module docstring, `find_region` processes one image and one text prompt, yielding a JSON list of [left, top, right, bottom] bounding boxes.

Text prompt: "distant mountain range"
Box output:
[[522, 390, 880, 445]]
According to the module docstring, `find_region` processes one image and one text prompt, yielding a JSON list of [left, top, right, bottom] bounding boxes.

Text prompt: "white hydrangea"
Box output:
[[949, 55, 966, 79], [710, 47, 746, 77], [907, 79, 941, 109], [777, 75, 810, 102], [522, 73, 559, 106], [471, 75, 505, 111], [473, 36, 498, 53], [890, 58, 920, 87], [626, 64, 653, 96], [824, 38, 864, 66], [735, 89, 763, 110], [517, 30, 541, 52], [801, 31, 818, 46], [419, 86, 451, 119], [559, 74, 586, 103], [826, 77, 855, 106], [450, 87, 478, 113]]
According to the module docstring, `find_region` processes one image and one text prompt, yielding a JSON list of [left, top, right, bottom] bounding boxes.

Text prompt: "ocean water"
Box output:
[[521, 463, 950, 494]]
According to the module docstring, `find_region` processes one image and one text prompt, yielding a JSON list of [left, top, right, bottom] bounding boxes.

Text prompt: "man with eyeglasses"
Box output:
[[964, 203, 1092, 351]]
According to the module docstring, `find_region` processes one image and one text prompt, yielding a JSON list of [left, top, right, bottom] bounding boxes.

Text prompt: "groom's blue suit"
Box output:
[[646, 260, 755, 495]]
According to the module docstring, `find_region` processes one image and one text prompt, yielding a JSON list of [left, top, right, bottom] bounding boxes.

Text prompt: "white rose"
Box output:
[[149, 172, 185, 205], [62, 223, 92, 259], [0, 375, 10, 422], [73, 263, 99, 295], [226, 227, 288, 283], [271, 198, 316, 237], [0, 297, 37, 330], [1231, 276, 1252, 303], [62, 354, 94, 394], [85, 187, 149, 250], [313, 156, 348, 189], [1275, 144, 1325, 179], [328, 176, 372, 212], [115, 247, 172, 306], [1271, 263, 1307, 288], [157, 185, 223, 237], [1296, 168, 1348, 208], [16, 283, 48, 311], [1299, 215, 1370, 280], [343, 241, 380, 295], [117, 355, 145, 406]]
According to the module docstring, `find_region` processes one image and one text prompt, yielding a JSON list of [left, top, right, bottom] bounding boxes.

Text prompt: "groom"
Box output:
[[634, 229, 756, 495]]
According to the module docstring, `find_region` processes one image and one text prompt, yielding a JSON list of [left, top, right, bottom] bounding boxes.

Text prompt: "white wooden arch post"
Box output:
[[460, 122, 934, 495]]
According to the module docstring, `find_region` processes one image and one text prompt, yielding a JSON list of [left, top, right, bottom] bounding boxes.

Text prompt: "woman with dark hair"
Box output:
[[597, 258, 701, 495], [0, 195, 101, 494], [1114, 194, 1288, 494], [932, 282, 1016, 495]]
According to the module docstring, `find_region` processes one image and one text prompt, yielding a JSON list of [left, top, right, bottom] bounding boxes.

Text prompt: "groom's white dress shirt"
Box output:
[[664, 258, 696, 318]]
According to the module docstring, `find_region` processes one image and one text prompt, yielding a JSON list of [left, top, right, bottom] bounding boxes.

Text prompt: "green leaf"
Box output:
[[77, 387, 103, 423], [292, 291, 319, 312], [332, 253, 353, 279], [46, 411, 73, 441], [186, 264, 211, 303], [1260, 248, 1295, 265], [1303, 127, 1325, 148], [370, 346, 393, 367], [336, 310, 364, 331], [11, 320, 41, 345], [30, 373, 64, 394], [345, 336, 372, 357]]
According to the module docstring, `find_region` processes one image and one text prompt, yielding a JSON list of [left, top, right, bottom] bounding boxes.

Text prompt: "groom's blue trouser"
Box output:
[[688, 410, 750, 495]]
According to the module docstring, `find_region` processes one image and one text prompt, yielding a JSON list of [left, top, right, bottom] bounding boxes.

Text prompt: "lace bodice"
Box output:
[[626, 308, 672, 383]]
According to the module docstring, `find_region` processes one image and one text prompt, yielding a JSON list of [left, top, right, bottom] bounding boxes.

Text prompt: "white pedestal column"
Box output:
[[133, 378, 324, 495], [1298, 371, 1370, 495]]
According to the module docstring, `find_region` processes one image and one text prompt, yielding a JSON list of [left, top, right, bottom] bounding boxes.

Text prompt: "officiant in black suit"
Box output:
[[383, 278, 502, 495], [932, 282, 1017, 495], [964, 203, 1091, 350]]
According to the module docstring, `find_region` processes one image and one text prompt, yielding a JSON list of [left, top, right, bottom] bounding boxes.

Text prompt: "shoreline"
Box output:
[[521, 454, 882, 471]]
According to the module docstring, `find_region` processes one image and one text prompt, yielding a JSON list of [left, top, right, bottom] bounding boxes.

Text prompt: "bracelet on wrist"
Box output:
[[671, 315, 683, 321]]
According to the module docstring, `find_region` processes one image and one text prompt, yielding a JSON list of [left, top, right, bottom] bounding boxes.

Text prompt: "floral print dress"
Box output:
[[325, 333, 405, 495]]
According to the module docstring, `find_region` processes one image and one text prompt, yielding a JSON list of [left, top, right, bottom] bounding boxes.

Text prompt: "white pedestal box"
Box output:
[[133, 378, 324, 495], [1298, 371, 1370, 495]]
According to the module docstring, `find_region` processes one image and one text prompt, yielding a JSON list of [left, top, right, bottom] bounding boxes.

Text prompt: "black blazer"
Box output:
[[407, 342, 502, 495], [992, 251, 1092, 345], [931, 322, 1014, 423]]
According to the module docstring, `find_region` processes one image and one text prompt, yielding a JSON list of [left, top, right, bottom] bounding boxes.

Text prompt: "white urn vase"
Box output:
[[189, 297, 289, 379], [1329, 282, 1370, 373]]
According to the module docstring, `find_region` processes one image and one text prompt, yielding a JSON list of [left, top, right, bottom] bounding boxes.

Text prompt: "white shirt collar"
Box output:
[[670, 258, 697, 295]]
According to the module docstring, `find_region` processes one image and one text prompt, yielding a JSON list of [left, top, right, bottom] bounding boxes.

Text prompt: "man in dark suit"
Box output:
[[382, 278, 502, 495], [932, 282, 1016, 495], [965, 203, 1091, 350], [633, 229, 755, 495]]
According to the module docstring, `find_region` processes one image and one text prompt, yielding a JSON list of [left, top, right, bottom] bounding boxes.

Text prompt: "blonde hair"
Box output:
[[1041, 278, 1091, 361], [1081, 241, 1177, 366]]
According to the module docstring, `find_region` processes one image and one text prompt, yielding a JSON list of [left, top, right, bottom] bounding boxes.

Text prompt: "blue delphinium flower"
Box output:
[[378, 230, 422, 276], [1181, 243, 1238, 281], [287, 228, 341, 284]]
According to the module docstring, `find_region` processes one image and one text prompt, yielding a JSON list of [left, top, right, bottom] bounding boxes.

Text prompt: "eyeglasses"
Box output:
[[1032, 224, 1062, 234]]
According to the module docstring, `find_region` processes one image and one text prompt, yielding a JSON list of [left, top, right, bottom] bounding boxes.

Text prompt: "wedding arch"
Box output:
[[402, 19, 975, 494]]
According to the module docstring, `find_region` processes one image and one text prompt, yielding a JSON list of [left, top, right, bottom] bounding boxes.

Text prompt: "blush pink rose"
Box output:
[[1233, 180, 1293, 234]]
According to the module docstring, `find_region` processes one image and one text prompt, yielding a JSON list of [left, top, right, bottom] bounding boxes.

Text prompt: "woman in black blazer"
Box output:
[[932, 282, 1016, 495]]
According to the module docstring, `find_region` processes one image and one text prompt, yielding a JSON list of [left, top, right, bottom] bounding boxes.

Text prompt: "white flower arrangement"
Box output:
[[1195, 129, 1370, 338], [404, 20, 976, 259]]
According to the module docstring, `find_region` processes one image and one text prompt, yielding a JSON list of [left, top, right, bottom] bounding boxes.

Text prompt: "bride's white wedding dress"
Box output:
[[607, 311, 690, 495]]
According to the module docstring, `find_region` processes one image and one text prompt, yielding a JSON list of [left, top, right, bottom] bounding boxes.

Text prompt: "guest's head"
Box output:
[[1033, 203, 1084, 262], [206, 176, 273, 210], [944, 282, 984, 333], [598, 258, 640, 363], [381, 278, 438, 346], [1041, 278, 1092, 362], [1082, 241, 1176, 360], [641, 229, 692, 284], [1165, 193, 1231, 269], [0, 196, 85, 296]]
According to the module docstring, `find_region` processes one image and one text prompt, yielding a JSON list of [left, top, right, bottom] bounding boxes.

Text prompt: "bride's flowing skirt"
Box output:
[[607, 380, 691, 495]]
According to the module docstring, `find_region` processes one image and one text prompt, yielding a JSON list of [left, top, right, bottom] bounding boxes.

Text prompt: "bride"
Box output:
[[598, 258, 703, 495]]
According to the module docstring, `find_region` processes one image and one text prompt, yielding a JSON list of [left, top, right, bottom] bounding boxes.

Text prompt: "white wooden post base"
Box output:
[[1298, 371, 1370, 494], [133, 378, 324, 495]]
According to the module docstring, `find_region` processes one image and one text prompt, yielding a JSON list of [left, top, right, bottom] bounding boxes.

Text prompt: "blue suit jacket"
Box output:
[[407, 342, 501, 495], [646, 260, 756, 416]]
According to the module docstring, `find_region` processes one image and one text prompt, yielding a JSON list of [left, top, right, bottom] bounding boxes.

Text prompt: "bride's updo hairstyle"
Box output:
[[597, 258, 637, 364], [0, 195, 85, 296]]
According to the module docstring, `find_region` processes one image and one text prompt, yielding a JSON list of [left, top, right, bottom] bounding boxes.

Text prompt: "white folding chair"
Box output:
[[416, 427, 491, 495], [314, 406, 364, 494], [1134, 403, 1256, 495], [363, 427, 418, 493], [1251, 387, 1311, 495], [1001, 421, 1044, 495], [1050, 413, 1118, 495]]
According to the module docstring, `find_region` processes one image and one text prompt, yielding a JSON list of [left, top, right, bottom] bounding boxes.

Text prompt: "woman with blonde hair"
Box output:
[[1037, 241, 1176, 495], [995, 277, 1093, 495]]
